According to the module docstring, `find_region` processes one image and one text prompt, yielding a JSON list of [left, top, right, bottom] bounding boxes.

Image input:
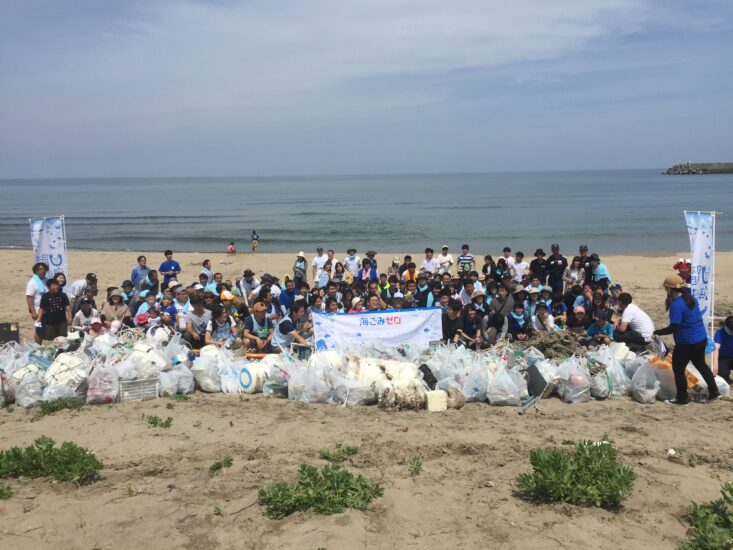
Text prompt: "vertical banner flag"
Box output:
[[684, 211, 714, 327], [29, 217, 68, 278], [313, 308, 443, 351]]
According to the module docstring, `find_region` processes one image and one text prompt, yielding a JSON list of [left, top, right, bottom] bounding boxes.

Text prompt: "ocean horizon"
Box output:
[[2, 170, 732, 255]]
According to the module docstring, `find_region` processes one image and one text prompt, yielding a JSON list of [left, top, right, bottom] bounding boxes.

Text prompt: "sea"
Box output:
[[1, 170, 732, 255]]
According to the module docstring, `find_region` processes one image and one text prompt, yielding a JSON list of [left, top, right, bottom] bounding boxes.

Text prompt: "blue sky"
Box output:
[[1, 0, 731, 177]]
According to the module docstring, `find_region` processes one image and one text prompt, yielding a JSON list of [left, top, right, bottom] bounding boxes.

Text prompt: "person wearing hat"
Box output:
[[88, 317, 107, 337], [525, 286, 541, 319], [437, 246, 454, 275], [567, 305, 591, 334], [237, 269, 260, 306], [365, 250, 378, 270], [344, 248, 361, 278], [673, 258, 692, 283], [242, 302, 274, 351], [529, 249, 549, 285], [100, 288, 132, 329], [311, 246, 328, 283], [512, 284, 527, 306], [348, 296, 365, 313], [72, 297, 99, 332], [588, 253, 611, 291], [546, 243, 568, 295], [421, 248, 440, 275], [582, 310, 613, 348], [36, 277, 73, 341], [539, 285, 553, 309], [713, 316, 733, 383], [390, 291, 405, 311], [578, 245, 594, 287], [291, 252, 308, 287], [120, 279, 139, 307], [653, 274, 720, 405], [173, 287, 191, 332]]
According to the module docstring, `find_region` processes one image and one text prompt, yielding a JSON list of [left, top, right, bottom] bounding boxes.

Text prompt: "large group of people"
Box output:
[[24, 244, 727, 405]]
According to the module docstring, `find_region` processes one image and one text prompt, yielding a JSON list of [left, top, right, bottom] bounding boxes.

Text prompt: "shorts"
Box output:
[[44, 322, 68, 340]]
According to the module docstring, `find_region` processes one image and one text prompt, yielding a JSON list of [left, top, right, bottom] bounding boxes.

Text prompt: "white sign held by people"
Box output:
[[29, 217, 68, 278], [313, 308, 443, 351], [684, 211, 714, 327]]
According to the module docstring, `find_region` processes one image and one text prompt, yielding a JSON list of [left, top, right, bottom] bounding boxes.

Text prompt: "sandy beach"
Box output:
[[1, 248, 732, 549]]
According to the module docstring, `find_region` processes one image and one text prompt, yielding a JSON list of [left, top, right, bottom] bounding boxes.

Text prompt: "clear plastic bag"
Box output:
[[331, 374, 376, 407], [462, 362, 488, 402], [557, 357, 591, 404], [487, 368, 526, 406], [220, 362, 243, 395], [590, 371, 611, 400], [288, 366, 333, 404], [41, 385, 77, 402], [159, 369, 179, 396], [715, 376, 731, 398], [86, 365, 120, 404], [16, 372, 43, 408], [631, 363, 658, 404]]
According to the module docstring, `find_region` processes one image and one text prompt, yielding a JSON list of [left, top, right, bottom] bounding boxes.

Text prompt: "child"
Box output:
[[226, 241, 236, 254], [524, 287, 541, 319], [89, 317, 107, 336], [540, 286, 554, 309], [583, 311, 613, 348], [531, 303, 557, 333], [567, 306, 590, 334], [551, 293, 568, 327], [508, 302, 530, 342]]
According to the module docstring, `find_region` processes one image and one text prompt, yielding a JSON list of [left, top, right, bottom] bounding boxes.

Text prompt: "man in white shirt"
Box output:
[[26, 262, 49, 344], [311, 246, 328, 282], [238, 269, 260, 306], [420, 248, 441, 275], [511, 252, 529, 284], [344, 248, 361, 277], [614, 293, 655, 345], [437, 245, 454, 275], [503, 247, 516, 269], [67, 273, 98, 303]]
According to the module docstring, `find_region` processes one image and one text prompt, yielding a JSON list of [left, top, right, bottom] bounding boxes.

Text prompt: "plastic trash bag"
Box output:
[[159, 369, 179, 396], [16, 371, 43, 408], [631, 364, 659, 404], [289, 366, 332, 404], [191, 354, 222, 392], [86, 365, 120, 404], [523, 346, 545, 366], [591, 371, 611, 400], [220, 361, 244, 395], [177, 365, 195, 394], [557, 357, 591, 404], [42, 385, 78, 402], [487, 368, 526, 406], [462, 362, 489, 402], [331, 374, 376, 407]]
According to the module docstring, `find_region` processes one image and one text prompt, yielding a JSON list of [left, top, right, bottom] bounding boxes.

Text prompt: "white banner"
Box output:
[[684, 211, 714, 327], [313, 307, 443, 351], [29, 217, 68, 278]]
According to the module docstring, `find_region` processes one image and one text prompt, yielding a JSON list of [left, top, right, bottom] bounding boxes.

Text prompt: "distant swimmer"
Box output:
[[251, 230, 259, 253], [226, 241, 236, 255]]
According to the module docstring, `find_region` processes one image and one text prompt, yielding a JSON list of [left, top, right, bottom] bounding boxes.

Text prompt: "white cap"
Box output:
[[393, 292, 404, 299], [351, 296, 363, 307], [194, 284, 204, 290]]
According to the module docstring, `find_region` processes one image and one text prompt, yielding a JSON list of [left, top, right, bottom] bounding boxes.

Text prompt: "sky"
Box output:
[[1, 0, 732, 178]]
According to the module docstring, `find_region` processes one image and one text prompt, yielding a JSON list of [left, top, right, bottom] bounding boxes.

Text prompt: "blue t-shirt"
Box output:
[[668, 295, 708, 345], [159, 260, 181, 284], [587, 322, 613, 340], [714, 327, 733, 359]]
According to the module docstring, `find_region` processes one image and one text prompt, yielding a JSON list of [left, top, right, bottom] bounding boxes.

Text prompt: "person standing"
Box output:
[[292, 252, 308, 286], [159, 250, 181, 286], [421, 248, 440, 275], [546, 243, 568, 295], [653, 275, 720, 405], [343, 248, 361, 278], [37, 278, 72, 340], [251, 230, 260, 253], [457, 244, 475, 282], [26, 262, 49, 344], [588, 253, 611, 291], [437, 246, 454, 275], [713, 316, 733, 383], [529, 249, 548, 285], [200, 259, 215, 284], [130, 255, 150, 289], [311, 246, 328, 283]]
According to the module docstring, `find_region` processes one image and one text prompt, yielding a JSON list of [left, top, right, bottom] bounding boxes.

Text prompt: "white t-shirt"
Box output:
[[344, 255, 361, 277], [512, 261, 529, 282], [532, 314, 556, 332], [505, 256, 516, 268], [421, 258, 441, 274], [312, 255, 328, 280], [620, 303, 655, 341], [67, 279, 88, 302], [437, 253, 454, 274], [26, 278, 46, 327]]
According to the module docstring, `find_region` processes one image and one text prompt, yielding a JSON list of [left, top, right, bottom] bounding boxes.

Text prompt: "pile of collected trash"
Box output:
[[0, 331, 729, 412]]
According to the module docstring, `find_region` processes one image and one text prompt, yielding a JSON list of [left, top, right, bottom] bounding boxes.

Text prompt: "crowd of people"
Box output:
[[24, 244, 728, 405]]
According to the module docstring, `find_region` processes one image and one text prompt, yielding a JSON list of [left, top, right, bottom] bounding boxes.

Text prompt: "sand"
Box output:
[[1, 248, 732, 549]]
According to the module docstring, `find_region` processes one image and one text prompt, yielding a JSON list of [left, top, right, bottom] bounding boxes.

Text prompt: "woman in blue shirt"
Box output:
[[713, 316, 733, 383], [653, 274, 719, 405]]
